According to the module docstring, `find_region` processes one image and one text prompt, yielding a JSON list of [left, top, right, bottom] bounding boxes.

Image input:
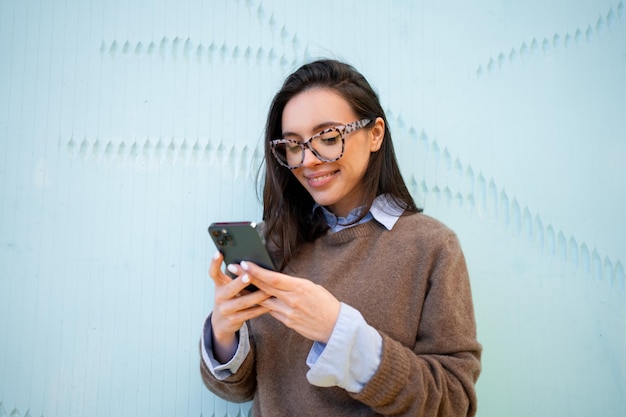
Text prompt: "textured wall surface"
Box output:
[[1, 1, 624, 416]]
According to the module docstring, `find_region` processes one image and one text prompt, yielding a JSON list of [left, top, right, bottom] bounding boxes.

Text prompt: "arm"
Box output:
[[200, 318, 258, 402], [305, 303, 383, 393], [200, 314, 251, 379], [199, 253, 272, 402], [200, 335, 258, 403], [241, 231, 481, 416], [351, 233, 482, 417]]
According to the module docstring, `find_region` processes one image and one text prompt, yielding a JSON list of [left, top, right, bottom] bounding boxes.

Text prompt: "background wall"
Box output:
[[1, 1, 624, 416]]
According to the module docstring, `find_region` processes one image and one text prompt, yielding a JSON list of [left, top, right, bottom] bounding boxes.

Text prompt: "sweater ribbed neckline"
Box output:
[[322, 219, 383, 246]]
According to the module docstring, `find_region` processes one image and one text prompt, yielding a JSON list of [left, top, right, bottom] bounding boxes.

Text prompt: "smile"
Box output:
[[309, 172, 336, 182], [305, 170, 339, 186]]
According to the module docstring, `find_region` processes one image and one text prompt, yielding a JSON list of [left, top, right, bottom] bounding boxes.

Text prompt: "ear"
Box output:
[[369, 117, 385, 152]]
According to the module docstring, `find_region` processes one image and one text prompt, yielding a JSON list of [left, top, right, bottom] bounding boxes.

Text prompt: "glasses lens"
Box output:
[[311, 129, 343, 161], [272, 141, 303, 168]]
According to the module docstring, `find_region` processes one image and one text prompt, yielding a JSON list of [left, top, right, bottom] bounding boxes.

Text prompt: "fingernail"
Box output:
[[213, 251, 221, 260], [241, 274, 250, 284], [240, 261, 249, 270], [227, 264, 237, 274]]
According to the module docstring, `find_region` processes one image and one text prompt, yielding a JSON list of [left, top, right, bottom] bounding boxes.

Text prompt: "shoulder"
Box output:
[[390, 212, 464, 257], [395, 212, 456, 239]]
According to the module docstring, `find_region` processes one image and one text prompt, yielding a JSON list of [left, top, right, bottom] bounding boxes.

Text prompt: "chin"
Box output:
[[310, 194, 338, 209]]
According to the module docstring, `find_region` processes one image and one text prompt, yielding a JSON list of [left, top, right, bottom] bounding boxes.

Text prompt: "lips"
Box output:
[[305, 170, 339, 187]]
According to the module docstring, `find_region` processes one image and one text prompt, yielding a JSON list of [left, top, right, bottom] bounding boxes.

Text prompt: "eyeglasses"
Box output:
[[270, 119, 372, 169]]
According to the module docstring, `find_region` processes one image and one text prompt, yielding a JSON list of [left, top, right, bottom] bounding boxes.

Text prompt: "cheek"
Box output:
[[291, 169, 307, 185], [345, 147, 373, 174]]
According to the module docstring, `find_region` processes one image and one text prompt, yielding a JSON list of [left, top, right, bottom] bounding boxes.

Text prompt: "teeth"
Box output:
[[310, 172, 333, 182]]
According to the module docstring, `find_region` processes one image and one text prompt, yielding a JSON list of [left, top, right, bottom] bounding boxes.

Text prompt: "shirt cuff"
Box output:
[[201, 313, 250, 380], [305, 303, 382, 393]]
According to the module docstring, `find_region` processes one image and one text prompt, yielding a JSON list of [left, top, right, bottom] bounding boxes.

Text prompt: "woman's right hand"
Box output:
[[208, 251, 272, 363]]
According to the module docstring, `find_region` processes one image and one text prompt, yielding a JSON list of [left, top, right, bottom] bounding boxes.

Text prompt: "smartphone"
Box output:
[[208, 221, 276, 291]]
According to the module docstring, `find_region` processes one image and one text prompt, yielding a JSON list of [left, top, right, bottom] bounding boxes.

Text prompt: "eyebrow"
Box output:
[[281, 121, 342, 139]]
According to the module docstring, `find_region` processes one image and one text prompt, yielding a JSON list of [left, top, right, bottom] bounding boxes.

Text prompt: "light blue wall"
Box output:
[[1, 1, 624, 416]]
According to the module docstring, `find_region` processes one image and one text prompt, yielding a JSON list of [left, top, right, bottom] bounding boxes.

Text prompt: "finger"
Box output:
[[240, 261, 295, 291], [212, 301, 270, 337], [244, 289, 274, 306], [208, 251, 232, 286], [220, 290, 273, 318], [223, 263, 256, 295], [226, 263, 244, 277], [232, 303, 272, 322], [249, 278, 285, 298], [260, 296, 284, 312], [217, 273, 257, 301]]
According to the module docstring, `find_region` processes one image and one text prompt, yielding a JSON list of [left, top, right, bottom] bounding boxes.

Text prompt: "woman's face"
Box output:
[[280, 88, 384, 217]]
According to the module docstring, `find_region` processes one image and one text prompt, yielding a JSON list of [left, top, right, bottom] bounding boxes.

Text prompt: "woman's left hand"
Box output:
[[240, 261, 341, 344]]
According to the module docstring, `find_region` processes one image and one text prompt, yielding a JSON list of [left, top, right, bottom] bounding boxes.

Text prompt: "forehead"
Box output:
[[281, 88, 357, 134]]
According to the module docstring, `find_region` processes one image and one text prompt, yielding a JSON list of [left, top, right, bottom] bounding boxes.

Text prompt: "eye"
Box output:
[[316, 131, 341, 146], [285, 141, 302, 153]]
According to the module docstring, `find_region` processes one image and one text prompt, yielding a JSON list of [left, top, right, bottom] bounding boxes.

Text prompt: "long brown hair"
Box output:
[[259, 59, 420, 268]]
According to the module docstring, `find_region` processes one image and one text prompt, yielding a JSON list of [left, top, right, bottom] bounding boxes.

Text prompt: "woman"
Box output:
[[200, 59, 482, 416]]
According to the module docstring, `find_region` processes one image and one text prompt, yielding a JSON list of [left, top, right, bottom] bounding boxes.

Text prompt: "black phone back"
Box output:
[[208, 222, 276, 271]]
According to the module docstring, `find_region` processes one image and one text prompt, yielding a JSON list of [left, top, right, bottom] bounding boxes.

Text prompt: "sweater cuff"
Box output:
[[201, 313, 250, 380], [351, 332, 412, 406], [306, 303, 382, 393]]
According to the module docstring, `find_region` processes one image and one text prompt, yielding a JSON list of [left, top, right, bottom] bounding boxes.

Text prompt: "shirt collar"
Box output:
[[314, 194, 404, 232], [370, 194, 404, 230]]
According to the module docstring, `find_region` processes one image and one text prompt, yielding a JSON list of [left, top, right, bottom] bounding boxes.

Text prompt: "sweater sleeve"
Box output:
[[199, 320, 258, 403], [305, 302, 382, 392], [200, 314, 251, 379], [350, 231, 482, 417]]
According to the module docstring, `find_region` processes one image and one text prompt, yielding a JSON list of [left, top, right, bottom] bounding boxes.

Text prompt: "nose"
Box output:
[[301, 147, 322, 167]]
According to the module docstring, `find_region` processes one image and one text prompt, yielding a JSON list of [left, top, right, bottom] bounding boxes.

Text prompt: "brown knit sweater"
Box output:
[[201, 212, 482, 416]]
